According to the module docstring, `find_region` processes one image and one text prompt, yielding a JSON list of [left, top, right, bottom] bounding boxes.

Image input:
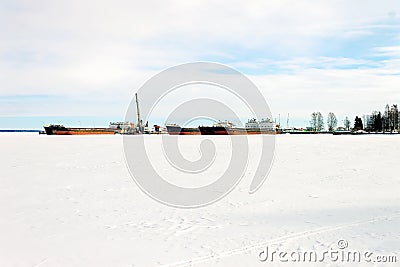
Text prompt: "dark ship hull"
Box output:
[[44, 125, 116, 135], [166, 125, 201, 135], [198, 126, 247, 135]]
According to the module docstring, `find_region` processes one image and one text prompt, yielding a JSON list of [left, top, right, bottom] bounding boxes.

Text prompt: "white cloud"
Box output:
[[252, 65, 400, 126], [0, 0, 399, 121], [374, 46, 400, 57]]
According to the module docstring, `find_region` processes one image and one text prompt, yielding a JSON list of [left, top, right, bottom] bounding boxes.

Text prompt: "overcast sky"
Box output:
[[1, 0, 400, 128]]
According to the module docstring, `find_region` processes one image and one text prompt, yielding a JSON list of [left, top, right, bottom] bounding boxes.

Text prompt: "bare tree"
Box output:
[[344, 117, 351, 131], [384, 104, 391, 132], [363, 115, 368, 130], [327, 112, 337, 132], [316, 112, 324, 131], [391, 104, 398, 132], [364, 114, 373, 132], [310, 112, 318, 131]]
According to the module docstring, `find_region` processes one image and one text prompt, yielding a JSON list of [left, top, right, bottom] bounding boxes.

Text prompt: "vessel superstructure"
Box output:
[[245, 118, 276, 134]]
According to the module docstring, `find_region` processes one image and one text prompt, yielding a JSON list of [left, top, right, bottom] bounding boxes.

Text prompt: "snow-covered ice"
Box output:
[[0, 133, 399, 266]]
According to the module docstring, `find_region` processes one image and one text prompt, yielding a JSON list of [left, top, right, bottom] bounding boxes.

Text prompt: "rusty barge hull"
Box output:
[[44, 125, 116, 135]]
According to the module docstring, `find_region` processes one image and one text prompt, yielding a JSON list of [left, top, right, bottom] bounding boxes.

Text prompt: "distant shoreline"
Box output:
[[0, 130, 41, 132]]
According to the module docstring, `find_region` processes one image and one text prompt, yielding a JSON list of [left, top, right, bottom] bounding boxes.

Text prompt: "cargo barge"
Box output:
[[167, 119, 279, 135], [43, 125, 117, 135], [199, 121, 247, 135]]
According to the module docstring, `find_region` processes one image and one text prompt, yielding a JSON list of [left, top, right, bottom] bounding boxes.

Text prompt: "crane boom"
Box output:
[[135, 93, 142, 131]]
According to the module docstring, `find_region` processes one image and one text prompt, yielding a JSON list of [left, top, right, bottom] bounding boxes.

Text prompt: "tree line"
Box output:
[[363, 104, 399, 132], [309, 104, 399, 132]]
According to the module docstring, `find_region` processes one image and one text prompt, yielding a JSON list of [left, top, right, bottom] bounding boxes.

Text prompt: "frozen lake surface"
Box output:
[[1, 133, 399, 266]]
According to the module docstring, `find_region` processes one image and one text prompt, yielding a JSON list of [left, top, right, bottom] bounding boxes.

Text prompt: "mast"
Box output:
[[135, 93, 142, 131], [278, 114, 281, 128], [287, 113, 290, 129]]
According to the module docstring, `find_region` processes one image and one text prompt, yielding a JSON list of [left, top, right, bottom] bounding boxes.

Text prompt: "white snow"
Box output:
[[0, 133, 399, 266]]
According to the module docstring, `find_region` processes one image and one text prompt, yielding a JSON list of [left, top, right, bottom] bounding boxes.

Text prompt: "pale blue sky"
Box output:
[[1, 1, 400, 129]]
